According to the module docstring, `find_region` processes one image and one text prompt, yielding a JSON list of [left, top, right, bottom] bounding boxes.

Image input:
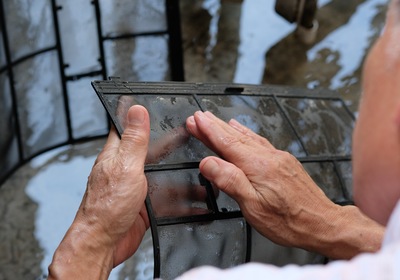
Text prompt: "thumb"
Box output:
[[199, 157, 254, 204], [119, 105, 150, 167]]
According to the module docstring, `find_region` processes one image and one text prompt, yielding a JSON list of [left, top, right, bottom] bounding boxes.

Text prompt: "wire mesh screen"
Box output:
[[0, 0, 183, 186], [92, 79, 355, 279]]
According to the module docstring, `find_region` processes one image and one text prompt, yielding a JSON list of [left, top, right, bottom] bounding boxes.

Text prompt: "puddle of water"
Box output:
[[307, 0, 387, 90], [232, 0, 387, 111], [234, 0, 295, 83], [26, 150, 94, 275], [180, 0, 383, 112], [25, 141, 154, 279], [0, 140, 154, 279], [202, 0, 221, 62]]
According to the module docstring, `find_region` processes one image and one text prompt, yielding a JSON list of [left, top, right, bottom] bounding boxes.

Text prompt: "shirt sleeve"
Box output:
[[383, 200, 400, 246]]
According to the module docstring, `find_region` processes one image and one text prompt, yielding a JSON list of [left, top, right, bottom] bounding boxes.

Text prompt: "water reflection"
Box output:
[[0, 140, 153, 279], [183, 0, 387, 112], [250, 0, 386, 111], [307, 0, 387, 91], [26, 146, 93, 275], [103, 0, 169, 81]]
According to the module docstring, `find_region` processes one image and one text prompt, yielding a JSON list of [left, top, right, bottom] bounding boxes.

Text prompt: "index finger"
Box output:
[[186, 111, 269, 163]]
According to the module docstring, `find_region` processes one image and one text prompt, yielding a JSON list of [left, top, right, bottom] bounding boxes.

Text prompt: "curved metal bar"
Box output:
[[0, 0, 23, 163]]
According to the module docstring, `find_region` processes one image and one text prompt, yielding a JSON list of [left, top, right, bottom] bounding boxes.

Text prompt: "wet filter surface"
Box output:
[[92, 79, 355, 279]]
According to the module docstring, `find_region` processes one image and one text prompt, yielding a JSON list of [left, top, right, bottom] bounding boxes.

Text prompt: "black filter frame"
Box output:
[[92, 78, 355, 279]]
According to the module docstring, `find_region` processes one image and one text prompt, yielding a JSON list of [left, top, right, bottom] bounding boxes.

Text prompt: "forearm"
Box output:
[[48, 223, 113, 280], [301, 204, 385, 260]]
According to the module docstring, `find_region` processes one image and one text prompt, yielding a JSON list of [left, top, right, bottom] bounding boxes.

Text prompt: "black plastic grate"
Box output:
[[0, 0, 184, 186], [92, 78, 355, 279]]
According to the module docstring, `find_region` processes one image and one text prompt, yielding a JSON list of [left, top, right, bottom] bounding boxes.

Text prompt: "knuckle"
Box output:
[[121, 129, 148, 148], [219, 136, 238, 147], [273, 150, 297, 165], [252, 150, 298, 176], [221, 134, 252, 148], [279, 150, 297, 162]]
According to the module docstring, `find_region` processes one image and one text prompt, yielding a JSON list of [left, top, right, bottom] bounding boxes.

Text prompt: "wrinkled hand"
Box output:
[[186, 111, 341, 251], [49, 105, 150, 279], [82, 105, 150, 266]]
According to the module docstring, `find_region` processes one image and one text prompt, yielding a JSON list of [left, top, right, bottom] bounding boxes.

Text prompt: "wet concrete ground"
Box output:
[[0, 0, 389, 279], [182, 0, 387, 112]]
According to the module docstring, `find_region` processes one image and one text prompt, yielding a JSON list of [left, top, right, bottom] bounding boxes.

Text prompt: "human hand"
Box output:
[[186, 111, 384, 259], [49, 105, 150, 279], [114, 95, 210, 218]]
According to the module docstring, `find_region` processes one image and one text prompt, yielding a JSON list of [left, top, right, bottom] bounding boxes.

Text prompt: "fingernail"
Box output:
[[194, 111, 206, 122], [128, 105, 145, 125], [204, 111, 215, 119], [187, 116, 195, 125]]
